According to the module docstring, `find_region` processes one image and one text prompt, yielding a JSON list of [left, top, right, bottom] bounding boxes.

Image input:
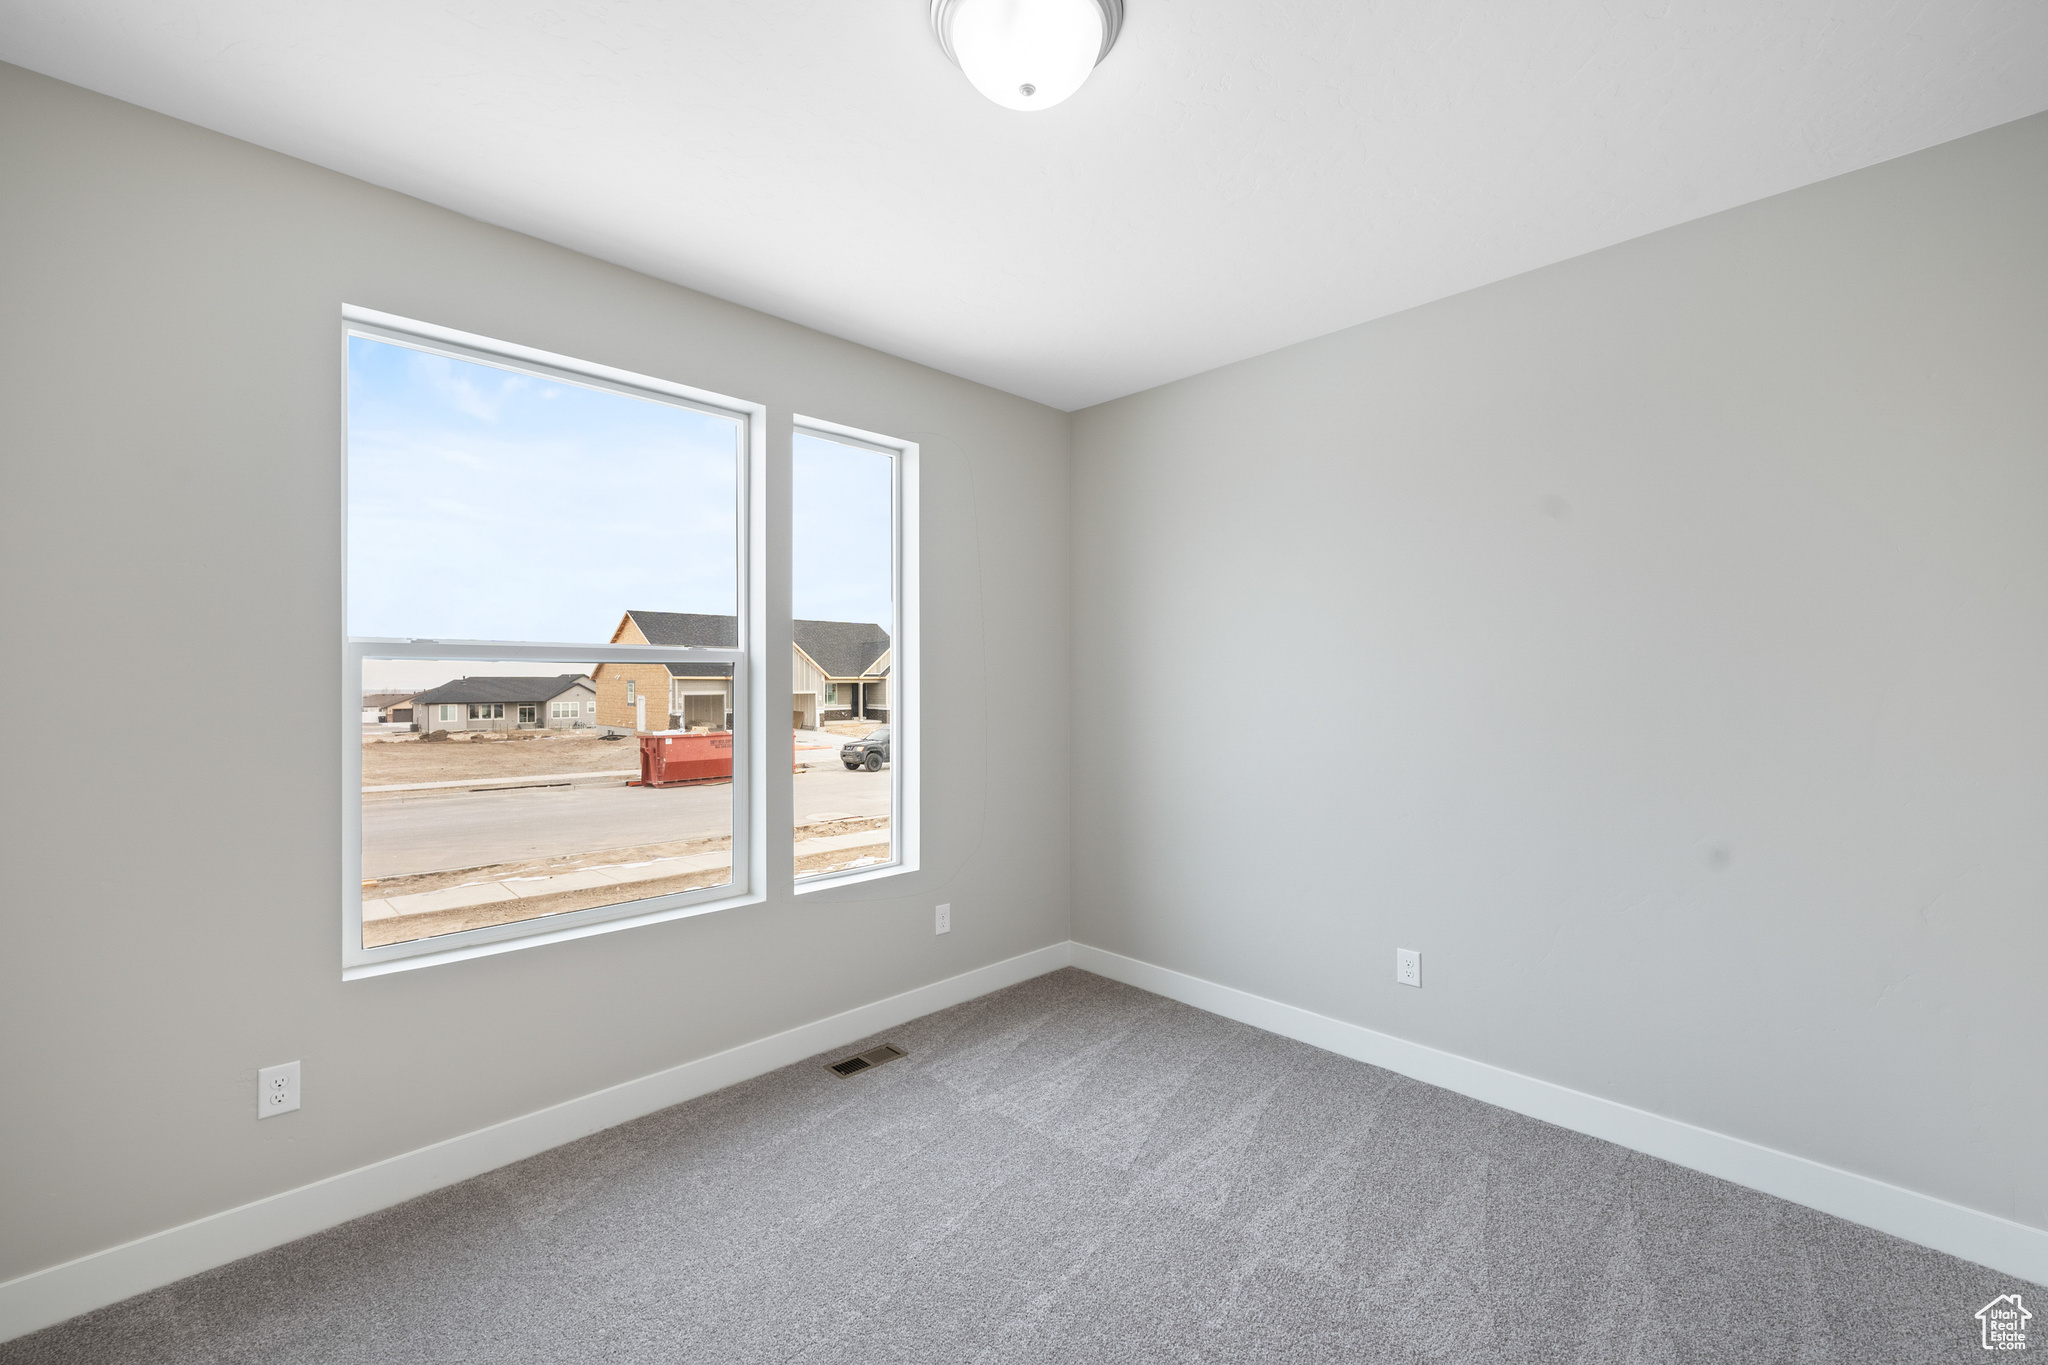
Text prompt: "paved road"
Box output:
[[362, 765, 890, 878]]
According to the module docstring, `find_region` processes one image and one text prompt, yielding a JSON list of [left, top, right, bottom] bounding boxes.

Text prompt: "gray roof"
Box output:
[[793, 618, 890, 679], [625, 611, 738, 647], [626, 612, 737, 679], [407, 674, 592, 706], [625, 611, 887, 679]]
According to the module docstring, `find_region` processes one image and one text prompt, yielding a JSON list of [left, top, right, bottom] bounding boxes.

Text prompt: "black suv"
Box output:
[[841, 726, 890, 771]]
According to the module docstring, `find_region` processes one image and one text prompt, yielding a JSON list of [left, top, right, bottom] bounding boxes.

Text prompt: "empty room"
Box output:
[[1, 2, 2044, 1360]]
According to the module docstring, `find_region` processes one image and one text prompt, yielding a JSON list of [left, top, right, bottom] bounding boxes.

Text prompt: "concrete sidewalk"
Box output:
[[794, 730, 844, 769], [363, 829, 890, 922], [795, 729, 894, 770]]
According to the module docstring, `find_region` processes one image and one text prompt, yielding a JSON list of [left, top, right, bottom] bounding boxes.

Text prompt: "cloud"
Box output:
[[407, 350, 530, 421]]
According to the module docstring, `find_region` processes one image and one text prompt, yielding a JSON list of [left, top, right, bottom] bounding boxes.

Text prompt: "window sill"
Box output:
[[793, 859, 914, 896], [343, 885, 767, 980]]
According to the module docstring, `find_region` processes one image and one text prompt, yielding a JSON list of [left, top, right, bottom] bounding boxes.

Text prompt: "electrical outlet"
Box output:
[[935, 903, 951, 934], [1396, 949, 1421, 988], [258, 1061, 300, 1119]]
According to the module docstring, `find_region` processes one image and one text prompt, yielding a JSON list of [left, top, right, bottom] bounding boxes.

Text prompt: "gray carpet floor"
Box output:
[[3, 968, 2033, 1363]]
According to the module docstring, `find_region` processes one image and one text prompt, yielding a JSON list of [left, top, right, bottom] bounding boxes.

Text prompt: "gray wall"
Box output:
[[5, 48, 2043, 1289], [1071, 113, 2048, 1233], [0, 63, 1070, 1282]]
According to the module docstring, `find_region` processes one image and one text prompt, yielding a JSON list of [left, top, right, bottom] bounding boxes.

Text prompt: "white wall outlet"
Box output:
[[1396, 949, 1421, 988], [935, 903, 951, 934], [258, 1061, 300, 1119]]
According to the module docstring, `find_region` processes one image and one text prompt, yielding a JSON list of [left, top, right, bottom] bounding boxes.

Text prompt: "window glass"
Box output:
[[792, 431, 896, 878], [360, 659, 732, 950], [346, 335, 738, 643], [347, 322, 746, 961]]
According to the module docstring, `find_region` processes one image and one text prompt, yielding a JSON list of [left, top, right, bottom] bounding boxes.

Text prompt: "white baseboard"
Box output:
[[9, 936, 2039, 1346], [1071, 942, 2048, 1287], [0, 941, 1076, 1344]]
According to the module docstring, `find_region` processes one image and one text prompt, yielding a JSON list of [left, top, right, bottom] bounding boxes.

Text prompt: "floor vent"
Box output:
[[827, 1043, 907, 1077]]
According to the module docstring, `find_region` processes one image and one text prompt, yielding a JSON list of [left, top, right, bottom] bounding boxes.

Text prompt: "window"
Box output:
[[792, 420, 916, 887], [345, 307, 758, 975], [626, 680, 636, 703], [550, 699, 579, 720]]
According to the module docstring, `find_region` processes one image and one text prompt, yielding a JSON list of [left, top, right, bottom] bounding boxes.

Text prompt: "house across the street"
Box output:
[[361, 691, 417, 724], [406, 674, 596, 733], [595, 610, 890, 733]]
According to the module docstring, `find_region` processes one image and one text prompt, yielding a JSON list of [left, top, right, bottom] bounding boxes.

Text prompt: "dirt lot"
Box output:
[[795, 836, 893, 880], [364, 724, 879, 787], [365, 841, 891, 949], [364, 863, 738, 948], [362, 815, 889, 898], [362, 815, 891, 949], [362, 729, 643, 786]]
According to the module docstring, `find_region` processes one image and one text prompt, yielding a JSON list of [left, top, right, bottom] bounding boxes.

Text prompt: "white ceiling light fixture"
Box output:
[[930, 0, 1124, 112]]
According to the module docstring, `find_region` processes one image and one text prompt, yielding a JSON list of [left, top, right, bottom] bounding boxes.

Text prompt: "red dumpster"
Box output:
[[634, 731, 733, 788]]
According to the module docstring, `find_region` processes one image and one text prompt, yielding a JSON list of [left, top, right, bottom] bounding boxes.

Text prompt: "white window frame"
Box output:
[[341, 305, 764, 978], [792, 417, 918, 893]]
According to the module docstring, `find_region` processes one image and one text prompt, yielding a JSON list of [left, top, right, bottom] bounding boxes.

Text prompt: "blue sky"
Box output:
[[794, 431, 893, 632], [351, 337, 891, 690], [348, 334, 740, 642]]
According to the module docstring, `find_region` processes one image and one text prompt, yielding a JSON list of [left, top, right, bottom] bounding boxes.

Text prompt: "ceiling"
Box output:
[[4, 2, 2046, 411]]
